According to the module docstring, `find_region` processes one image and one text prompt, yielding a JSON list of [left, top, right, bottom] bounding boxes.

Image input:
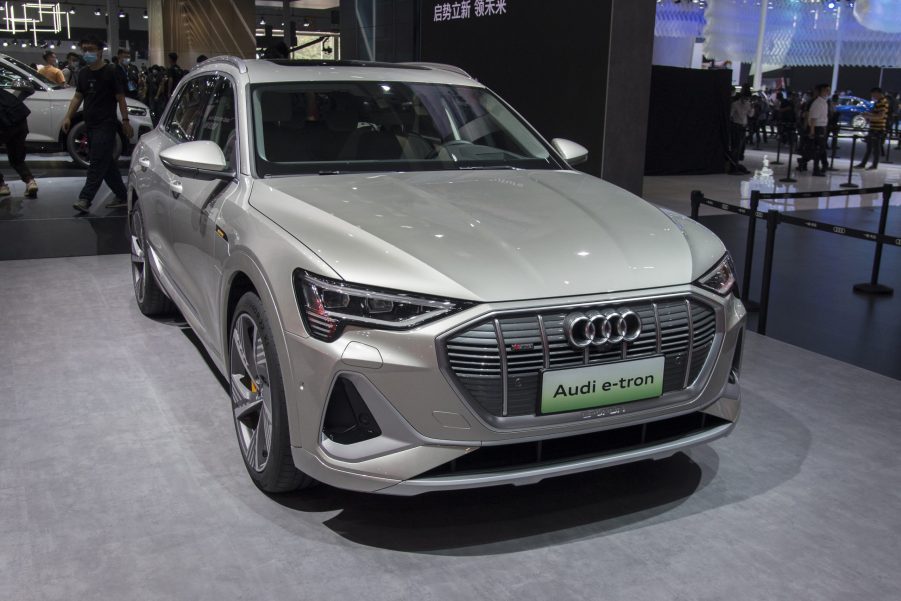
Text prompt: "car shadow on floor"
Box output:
[[270, 451, 710, 555]]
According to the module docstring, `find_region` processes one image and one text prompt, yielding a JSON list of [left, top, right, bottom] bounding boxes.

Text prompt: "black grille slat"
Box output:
[[445, 298, 718, 417]]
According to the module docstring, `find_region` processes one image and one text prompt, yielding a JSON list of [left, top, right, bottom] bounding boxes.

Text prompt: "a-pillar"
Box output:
[[147, 0, 257, 67]]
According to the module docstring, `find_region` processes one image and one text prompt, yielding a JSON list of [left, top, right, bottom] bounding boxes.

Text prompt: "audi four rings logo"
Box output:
[[563, 309, 642, 349]]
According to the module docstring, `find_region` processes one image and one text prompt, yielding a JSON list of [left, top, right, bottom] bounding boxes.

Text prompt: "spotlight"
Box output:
[[1, 41, 7, 47], [71, 43, 77, 49], [259, 17, 265, 25], [118, 8, 125, 18], [827, 1, 835, 7], [143, 9, 148, 19], [69, 8, 75, 14], [21, 41, 28, 47], [303, 17, 311, 27], [94, 7, 101, 16]]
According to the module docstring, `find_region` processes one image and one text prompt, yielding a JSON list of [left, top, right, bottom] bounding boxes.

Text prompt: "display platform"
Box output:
[[0, 156, 130, 261], [1, 254, 899, 600]]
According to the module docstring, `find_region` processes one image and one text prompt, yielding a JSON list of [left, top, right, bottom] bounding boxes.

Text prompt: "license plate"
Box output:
[[539, 356, 665, 415]]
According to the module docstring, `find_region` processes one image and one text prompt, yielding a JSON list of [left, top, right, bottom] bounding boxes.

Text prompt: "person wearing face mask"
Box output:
[[115, 48, 139, 99], [38, 50, 66, 86], [60, 36, 133, 214], [62, 52, 81, 86]]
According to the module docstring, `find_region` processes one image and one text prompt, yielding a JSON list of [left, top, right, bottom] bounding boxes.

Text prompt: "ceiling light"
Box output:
[[303, 17, 311, 27], [143, 9, 147, 19], [118, 8, 125, 18], [69, 7, 75, 14], [94, 7, 101, 16], [259, 17, 266, 25]]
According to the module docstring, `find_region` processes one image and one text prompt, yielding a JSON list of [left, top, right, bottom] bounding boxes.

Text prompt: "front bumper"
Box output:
[[285, 285, 745, 495]]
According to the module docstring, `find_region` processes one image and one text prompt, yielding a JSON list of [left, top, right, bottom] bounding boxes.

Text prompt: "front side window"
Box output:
[[166, 75, 217, 143], [195, 77, 237, 169], [250, 81, 558, 175]]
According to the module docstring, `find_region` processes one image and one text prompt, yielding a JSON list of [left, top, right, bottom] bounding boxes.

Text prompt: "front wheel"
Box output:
[[851, 114, 868, 130], [229, 292, 315, 493], [66, 120, 123, 169]]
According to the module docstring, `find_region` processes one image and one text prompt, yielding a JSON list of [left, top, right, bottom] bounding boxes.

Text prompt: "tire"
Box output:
[[129, 203, 175, 316], [852, 114, 868, 130], [66, 119, 123, 169], [229, 292, 315, 493]]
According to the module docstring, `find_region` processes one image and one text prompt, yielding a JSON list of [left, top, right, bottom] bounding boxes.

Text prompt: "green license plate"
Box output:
[[539, 355, 665, 415]]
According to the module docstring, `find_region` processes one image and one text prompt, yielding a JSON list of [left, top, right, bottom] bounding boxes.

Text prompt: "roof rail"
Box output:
[[399, 62, 472, 78], [195, 55, 248, 74]]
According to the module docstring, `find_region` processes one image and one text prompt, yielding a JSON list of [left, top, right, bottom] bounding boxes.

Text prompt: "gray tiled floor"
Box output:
[[1, 255, 900, 600]]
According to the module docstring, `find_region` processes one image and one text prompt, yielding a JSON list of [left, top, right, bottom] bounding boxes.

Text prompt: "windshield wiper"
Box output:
[[457, 165, 516, 171], [318, 170, 342, 175]]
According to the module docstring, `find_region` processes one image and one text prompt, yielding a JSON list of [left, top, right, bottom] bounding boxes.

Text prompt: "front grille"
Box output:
[[443, 298, 718, 418]]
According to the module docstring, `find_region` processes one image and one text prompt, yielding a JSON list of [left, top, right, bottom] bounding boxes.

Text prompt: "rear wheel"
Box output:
[[229, 292, 315, 493], [129, 203, 175, 316]]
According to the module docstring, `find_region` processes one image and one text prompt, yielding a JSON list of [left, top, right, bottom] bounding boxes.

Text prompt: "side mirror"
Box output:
[[160, 140, 233, 179], [551, 138, 589, 166]]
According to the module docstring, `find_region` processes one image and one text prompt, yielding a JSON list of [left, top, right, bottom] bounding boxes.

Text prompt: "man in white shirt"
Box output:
[[805, 83, 831, 176]]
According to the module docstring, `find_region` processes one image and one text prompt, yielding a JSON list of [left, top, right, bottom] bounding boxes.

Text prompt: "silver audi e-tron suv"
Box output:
[[128, 57, 745, 495]]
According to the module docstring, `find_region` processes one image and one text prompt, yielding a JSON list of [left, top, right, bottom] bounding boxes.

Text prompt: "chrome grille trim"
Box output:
[[537, 314, 550, 370], [653, 302, 661, 354], [683, 299, 694, 389], [439, 293, 723, 425], [493, 318, 509, 417]]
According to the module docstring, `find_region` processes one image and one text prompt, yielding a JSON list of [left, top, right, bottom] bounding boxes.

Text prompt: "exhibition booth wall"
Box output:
[[644, 66, 731, 176]]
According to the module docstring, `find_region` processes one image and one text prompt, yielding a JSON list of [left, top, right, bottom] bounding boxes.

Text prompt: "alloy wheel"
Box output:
[[130, 209, 146, 303], [230, 313, 273, 473]]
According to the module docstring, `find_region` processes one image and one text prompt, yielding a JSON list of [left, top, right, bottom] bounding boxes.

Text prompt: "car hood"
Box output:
[[252, 169, 720, 302]]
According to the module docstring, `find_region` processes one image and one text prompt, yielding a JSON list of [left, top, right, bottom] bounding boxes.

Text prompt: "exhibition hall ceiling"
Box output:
[[655, 0, 901, 67]]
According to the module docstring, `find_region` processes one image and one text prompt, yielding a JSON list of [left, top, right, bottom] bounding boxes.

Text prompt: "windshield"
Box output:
[[2, 55, 64, 90], [251, 81, 558, 175]]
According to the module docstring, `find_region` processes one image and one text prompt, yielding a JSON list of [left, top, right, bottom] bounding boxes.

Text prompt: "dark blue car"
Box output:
[[835, 96, 873, 129]]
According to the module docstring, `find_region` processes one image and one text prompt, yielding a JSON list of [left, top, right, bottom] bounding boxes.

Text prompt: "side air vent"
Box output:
[[322, 377, 382, 445]]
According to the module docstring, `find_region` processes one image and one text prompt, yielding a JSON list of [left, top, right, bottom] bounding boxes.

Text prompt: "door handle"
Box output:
[[169, 180, 183, 195], [137, 156, 151, 171]]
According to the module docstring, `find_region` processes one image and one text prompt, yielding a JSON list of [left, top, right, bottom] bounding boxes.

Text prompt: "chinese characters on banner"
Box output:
[[433, 0, 508, 22]]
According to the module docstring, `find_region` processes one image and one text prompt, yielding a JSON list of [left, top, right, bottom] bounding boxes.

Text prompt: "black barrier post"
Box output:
[[884, 134, 894, 164], [853, 183, 895, 296], [757, 210, 780, 336], [828, 129, 839, 171], [690, 190, 702, 221], [742, 190, 761, 311], [840, 135, 860, 188], [772, 128, 783, 165], [779, 135, 797, 183]]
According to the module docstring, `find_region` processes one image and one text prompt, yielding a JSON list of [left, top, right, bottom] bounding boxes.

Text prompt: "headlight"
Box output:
[[696, 254, 736, 296], [294, 271, 472, 342], [127, 106, 147, 117]]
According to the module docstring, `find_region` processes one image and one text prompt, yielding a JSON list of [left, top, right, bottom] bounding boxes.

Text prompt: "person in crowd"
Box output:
[[799, 83, 831, 176], [145, 65, 166, 125], [37, 50, 66, 86], [729, 88, 752, 171], [63, 52, 81, 86], [795, 89, 814, 172], [61, 36, 133, 214], [0, 81, 38, 198], [856, 87, 889, 170], [776, 90, 796, 146], [156, 52, 185, 103], [115, 48, 140, 99]]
